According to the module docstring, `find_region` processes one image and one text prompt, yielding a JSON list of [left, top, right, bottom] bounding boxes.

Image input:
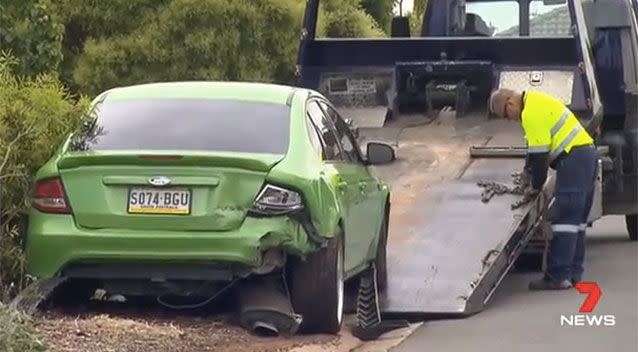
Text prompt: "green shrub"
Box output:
[[0, 54, 90, 300], [71, 0, 306, 96], [0, 225, 29, 303], [0, 303, 48, 352], [318, 7, 386, 38], [317, 0, 387, 38]]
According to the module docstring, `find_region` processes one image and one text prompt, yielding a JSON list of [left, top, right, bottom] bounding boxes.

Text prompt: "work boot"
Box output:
[[528, 277, 573, 291]]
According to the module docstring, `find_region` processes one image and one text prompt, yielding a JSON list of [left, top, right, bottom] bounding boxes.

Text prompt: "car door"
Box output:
[[316, 99, 383, 269], [306, 99, 367, 273]]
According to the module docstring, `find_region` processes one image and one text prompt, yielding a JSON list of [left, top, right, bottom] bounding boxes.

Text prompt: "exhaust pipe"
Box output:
[[237, 276, 302, 336]]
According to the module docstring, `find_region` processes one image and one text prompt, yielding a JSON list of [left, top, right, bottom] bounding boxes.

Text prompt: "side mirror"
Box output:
[[345, 118, 360, 139], [366, 142, 395, 165]]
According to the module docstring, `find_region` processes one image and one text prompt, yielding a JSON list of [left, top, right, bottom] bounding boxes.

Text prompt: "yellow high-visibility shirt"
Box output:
[[521, 91, 593, 161]]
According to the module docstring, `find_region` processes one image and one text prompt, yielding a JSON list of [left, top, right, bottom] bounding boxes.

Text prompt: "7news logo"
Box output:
[[560, 282, 616, 327]]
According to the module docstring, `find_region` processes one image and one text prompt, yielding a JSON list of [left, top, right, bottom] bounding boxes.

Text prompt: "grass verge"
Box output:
[[0, 302, 48, 352]]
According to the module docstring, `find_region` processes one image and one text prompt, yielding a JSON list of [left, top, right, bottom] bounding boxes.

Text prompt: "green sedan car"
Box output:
[[25, 81, 395, 333]]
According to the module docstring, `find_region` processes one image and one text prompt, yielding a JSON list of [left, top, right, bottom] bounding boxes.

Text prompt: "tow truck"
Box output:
[[295, 0, 637, 322]]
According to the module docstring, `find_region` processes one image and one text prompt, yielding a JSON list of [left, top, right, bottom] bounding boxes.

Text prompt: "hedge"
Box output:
[[0, 54, 89, 301]]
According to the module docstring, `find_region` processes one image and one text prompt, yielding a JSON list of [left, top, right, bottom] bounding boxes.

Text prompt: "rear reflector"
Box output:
[[32, 177, 71, 214]]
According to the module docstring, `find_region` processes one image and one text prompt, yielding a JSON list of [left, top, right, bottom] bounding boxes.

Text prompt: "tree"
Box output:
[[0, 0, 64, 77], [52, 0, 173, 90], [318, 1, 387, 38], [359, 0, 395, 31], [70, 0, 307, 95]]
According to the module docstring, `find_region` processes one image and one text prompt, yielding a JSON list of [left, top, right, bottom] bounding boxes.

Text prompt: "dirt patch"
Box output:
[[35, 310, 336, 352]]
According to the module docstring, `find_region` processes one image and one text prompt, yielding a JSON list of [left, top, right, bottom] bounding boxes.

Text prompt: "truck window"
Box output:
[[528, 0, 572, 37], [464, 0, 572, 37], [465, 1, 520, 37]]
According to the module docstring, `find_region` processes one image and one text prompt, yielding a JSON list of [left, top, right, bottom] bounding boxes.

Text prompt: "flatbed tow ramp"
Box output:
[[379, 123, 554, 318]]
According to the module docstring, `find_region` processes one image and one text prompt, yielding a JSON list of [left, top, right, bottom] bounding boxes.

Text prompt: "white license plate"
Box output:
[[128, 188, 191, 215]]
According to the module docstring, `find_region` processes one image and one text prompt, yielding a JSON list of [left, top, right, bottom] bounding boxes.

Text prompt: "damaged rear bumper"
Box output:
[[26, 214, 317, 280]]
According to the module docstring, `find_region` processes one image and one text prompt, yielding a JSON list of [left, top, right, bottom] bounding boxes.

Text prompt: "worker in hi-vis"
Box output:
[[489, 88, 598, 290]]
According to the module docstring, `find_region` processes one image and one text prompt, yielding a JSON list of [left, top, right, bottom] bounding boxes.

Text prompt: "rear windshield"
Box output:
[[465, 0, 572, 37], [69, 99, 291, 154]]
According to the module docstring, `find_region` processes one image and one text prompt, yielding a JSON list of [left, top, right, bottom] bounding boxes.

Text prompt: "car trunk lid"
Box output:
[[55, 95, 293, 231], [57, 152, 283, 231]]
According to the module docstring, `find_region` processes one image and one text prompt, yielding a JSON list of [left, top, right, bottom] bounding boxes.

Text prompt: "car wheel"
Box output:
[[374, 209, 389, 291], [626, 214, 637, 241], [290, 230, 344, 334]]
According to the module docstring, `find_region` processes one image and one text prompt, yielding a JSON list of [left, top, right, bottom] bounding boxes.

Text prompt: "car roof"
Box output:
[[100, 81, 301, 105]]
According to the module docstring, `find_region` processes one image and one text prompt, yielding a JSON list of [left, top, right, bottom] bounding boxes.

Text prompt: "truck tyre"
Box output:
[[626, 214, 637, 241], [290, 230, 344, 334], [375, 211, 389, 291]]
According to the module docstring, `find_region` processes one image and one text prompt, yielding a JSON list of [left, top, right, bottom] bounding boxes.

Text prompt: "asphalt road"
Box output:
[[391, 215, 638, 352]]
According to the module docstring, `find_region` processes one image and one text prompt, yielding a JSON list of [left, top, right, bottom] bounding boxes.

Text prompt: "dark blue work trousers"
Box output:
[[546, 145, 598, 283]]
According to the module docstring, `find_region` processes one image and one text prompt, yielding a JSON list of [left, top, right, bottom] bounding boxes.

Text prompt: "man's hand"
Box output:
[[511, 185, 540, 209], [512, 170, 531, 189], [523, 186, 540, 198]]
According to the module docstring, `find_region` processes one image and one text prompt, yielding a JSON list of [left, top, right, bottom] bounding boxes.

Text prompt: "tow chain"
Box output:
[[477, 171, 537, 209]]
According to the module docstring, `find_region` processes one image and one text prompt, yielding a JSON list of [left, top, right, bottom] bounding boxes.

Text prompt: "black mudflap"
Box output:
[[352, 266, 409, 341], [8, 277, 69, 315]]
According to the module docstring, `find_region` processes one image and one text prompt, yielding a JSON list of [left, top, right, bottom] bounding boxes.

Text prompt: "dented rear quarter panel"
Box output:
[[266, 90, 343, 239]]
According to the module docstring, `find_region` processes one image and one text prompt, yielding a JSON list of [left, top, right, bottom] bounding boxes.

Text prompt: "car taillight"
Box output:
[[251, 184, 303, 215], [32, 177, 71, 214]]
